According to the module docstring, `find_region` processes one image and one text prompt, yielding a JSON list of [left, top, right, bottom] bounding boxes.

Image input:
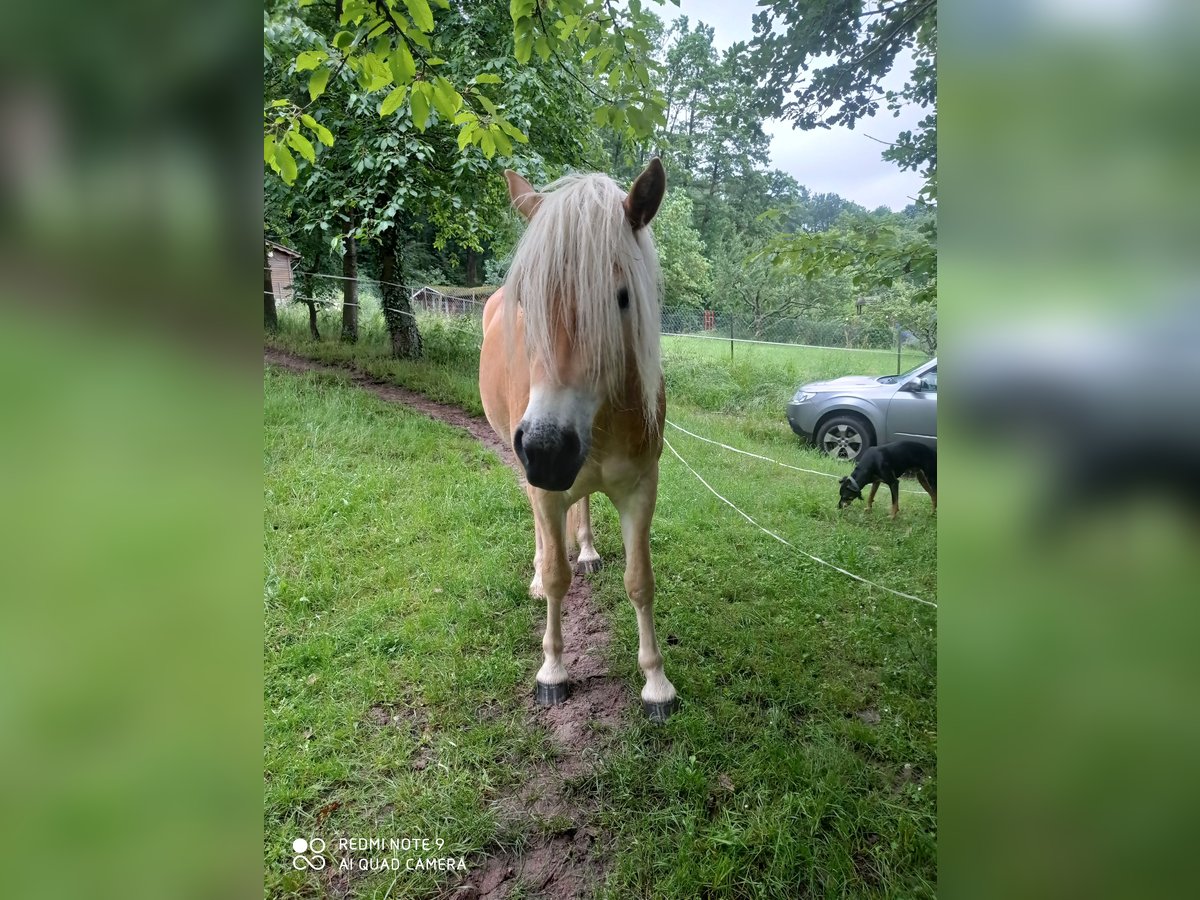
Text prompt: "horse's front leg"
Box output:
[[612, 469, 677, 722], [529, 487, 572, 705], [528, 485, 546, 598]]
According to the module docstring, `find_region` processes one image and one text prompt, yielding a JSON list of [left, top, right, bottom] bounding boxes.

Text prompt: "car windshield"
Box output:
[[875, 361, 929, 385]]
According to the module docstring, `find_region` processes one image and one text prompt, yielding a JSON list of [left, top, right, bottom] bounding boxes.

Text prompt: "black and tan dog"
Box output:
[[838, 441, 937, 518]]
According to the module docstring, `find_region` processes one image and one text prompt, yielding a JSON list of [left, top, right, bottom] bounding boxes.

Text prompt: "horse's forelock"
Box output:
[[503, 173, 663, 433]]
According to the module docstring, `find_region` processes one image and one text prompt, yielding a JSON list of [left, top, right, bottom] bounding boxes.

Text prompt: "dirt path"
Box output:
[[265, 349, 628, 900]]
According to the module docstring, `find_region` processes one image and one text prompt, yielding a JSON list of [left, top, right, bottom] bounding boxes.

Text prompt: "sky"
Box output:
[[670, 0, 927, 211]]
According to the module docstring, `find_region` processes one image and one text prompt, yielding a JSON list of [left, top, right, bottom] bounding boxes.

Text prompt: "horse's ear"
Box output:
[[625, 157, 666, 230], [504, 170, 542, 220]]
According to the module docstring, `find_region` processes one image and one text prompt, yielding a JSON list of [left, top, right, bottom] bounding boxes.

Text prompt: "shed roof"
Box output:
[[265, 239, 301, 259]]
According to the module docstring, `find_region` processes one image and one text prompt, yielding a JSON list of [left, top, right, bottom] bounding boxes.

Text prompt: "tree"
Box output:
[[340, 214, 358, 342], [264, 0, 669, 187], [857, 281, 936, 353], [750, 0, 936, 198], [711, 226, 853, 340], [750, 1, 937, 305], [264, 0, 660, 357], [653, 191, 711, 309], [763, 207, 936, 313]]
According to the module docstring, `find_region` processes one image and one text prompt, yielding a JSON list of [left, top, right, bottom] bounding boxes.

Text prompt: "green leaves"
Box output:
[[389, 42, 416, 84], [268, 0, 668, 190], [357, 53, 392, 92], [300, 114, 334, 147], [295, 50, 327, 71], [285, 129, 316, 164], [308, 67, 330, 102], [489, 125, 512, 157], [456, 124, 474, 152], [274, 143, 298, 185], [379, 85, 409, 117], [410, 82, 431, 130], [431, 76, 462, 119], [497, 118, 528, 144], [512, 12, 534, 64], [403, 0, 435, 32], [479, 132, 496, 158]]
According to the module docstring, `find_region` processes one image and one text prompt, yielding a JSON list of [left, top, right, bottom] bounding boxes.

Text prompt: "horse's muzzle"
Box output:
[[514, 424, 586, 491]]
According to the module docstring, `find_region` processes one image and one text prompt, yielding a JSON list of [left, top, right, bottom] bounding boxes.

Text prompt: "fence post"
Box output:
[[896, 322, 902, 374], [730, 309, 734, 362]]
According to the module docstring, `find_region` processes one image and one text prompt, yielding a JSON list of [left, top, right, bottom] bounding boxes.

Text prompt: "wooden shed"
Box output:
[[265, 240, 301, 304]]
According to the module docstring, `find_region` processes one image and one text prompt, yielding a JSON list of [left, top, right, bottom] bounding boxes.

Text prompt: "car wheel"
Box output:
[[815, 414, 873, 461]]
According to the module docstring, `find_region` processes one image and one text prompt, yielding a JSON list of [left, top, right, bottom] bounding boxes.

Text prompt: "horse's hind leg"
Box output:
[[572, 494, 602, 574], [611, 470, 677, 722], [529, 488, 572, 705]]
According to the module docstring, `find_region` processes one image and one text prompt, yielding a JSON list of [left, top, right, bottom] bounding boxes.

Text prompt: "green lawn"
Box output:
[[265, 307, 937, 898], [264, 369, 547, 898], [661, 333, 927, 380]]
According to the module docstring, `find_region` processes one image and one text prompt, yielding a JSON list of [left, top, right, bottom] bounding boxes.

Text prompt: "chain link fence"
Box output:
[[273, 271, 933, 368], [659, 307, 925, 355]]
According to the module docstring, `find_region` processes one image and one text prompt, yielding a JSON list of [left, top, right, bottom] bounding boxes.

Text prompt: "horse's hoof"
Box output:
[[574, 556, 603, 575], [535, 680, 570, 706], [643, 697, 679, 723]]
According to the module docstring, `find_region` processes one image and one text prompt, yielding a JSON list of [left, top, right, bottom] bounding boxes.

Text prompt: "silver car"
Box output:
[[786, 358, 937, 461]]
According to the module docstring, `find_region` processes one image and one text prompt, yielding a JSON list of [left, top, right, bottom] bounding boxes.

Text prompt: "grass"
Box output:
[[264, 303, 937, 898], [264, 370, 544, 898]]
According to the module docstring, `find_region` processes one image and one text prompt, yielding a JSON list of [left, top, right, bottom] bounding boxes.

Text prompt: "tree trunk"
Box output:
[[304, 298, 321, 341], [379, 228, 422, 358], [263, 244, 278, 332], [294, 270, 320, 340], [341, 226, 358, 342], [465, 248, 479, 287]]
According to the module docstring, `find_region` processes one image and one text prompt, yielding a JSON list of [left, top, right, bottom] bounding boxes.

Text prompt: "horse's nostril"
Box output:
[[560, 428, 580, 459], [514, 427, 525, 458]]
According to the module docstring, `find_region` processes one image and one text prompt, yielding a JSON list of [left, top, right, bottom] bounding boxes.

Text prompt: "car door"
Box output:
[[885, 364, 937, 445]]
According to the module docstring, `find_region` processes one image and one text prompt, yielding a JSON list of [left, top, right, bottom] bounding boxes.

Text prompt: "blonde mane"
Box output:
[[503, 172, 663, 433]]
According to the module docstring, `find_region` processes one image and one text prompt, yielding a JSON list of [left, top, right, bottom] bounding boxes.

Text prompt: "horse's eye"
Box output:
[[617, 287, 629, 310]]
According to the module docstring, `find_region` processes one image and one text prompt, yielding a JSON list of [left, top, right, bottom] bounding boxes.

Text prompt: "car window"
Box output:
[[923, 367, 937, 392], [877, 360, 929, 385]]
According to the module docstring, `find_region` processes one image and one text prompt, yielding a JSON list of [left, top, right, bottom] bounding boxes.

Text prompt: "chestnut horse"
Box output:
[[478, 160, 677, 721]]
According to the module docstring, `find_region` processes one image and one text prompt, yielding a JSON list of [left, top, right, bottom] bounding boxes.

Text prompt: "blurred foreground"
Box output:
[[943, 1, 1200, 897]]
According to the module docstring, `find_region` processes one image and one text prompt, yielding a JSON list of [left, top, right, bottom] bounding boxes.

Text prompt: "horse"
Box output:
[[478, 159, 677, 722]]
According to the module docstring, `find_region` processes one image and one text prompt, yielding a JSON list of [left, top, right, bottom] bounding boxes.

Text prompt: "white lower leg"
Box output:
[[576, 536, 601, 570], [573, 496, 602, 572], [536, 595, 568, 685], [529, 495, 545, 597], [634, 602, 676, 704]]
